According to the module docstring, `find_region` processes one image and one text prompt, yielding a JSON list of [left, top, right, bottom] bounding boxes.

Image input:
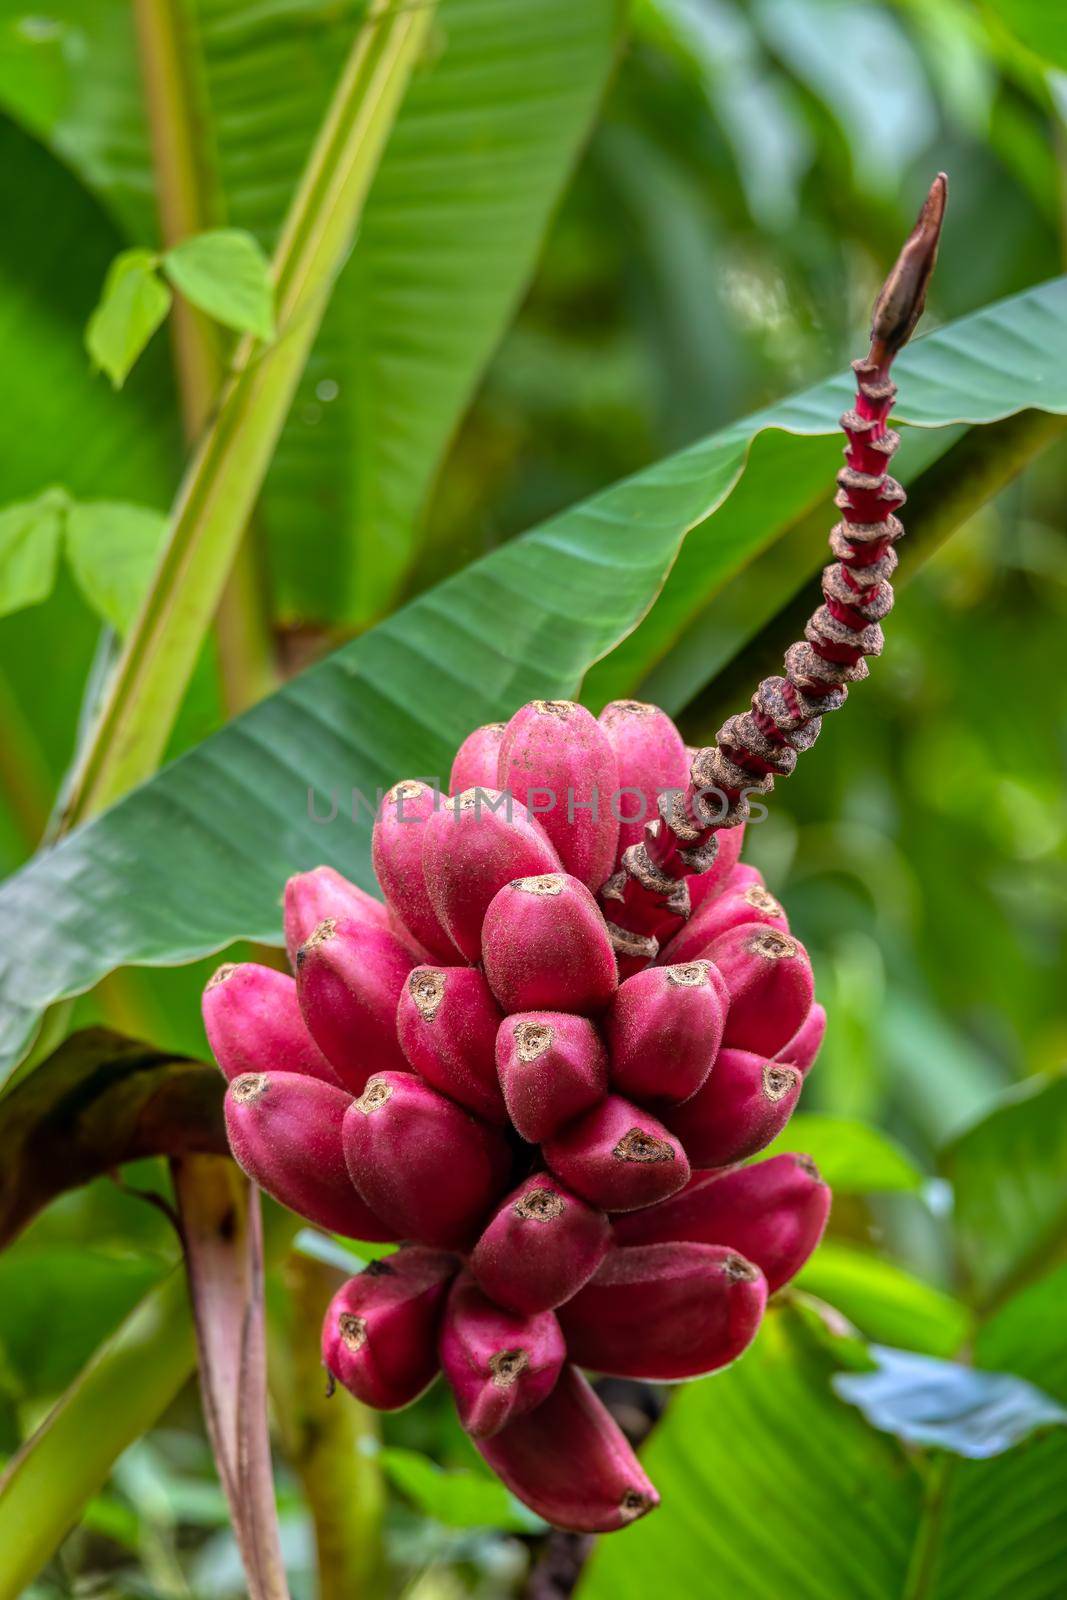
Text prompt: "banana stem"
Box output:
[[133, 0, 278, 717], [269, 1251, 387, 1600], [601, 175, 949, 967]]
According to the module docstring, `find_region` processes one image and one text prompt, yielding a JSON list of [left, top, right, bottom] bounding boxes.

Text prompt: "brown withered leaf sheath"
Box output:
[[0, 1027, 226, 1249]]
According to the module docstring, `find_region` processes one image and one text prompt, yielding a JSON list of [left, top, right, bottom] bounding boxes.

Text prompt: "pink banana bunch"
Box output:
[[204, 178, 945, 1534], [204, 697, 829, 1534]]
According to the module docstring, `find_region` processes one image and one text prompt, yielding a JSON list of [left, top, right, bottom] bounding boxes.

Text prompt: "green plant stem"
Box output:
[[133, 0, 277, 718], [0, 1270, 195, 1600], [270, 1253, 387, 1600], [66, 0, 435, 821], [0, 1204, 299, 1598], [0, 668, 51, 848], [678, 408, 1067, 742], [902, 1454, 953, 1600], [133, 0, 221, 429]]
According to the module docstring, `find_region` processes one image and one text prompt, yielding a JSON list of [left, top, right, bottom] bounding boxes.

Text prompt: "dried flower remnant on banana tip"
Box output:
[[205, 178, 943, 1534]]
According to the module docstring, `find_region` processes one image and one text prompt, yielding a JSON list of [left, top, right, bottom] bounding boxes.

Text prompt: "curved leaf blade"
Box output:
[[797, 1243, 970, 1358], [579, 1296, 1067, 1600], [585, 274, 1067, 705], [580, 1306, 921, 1600], [942, 1073, 1067, 1312], [0, 279, 1064, 1081]]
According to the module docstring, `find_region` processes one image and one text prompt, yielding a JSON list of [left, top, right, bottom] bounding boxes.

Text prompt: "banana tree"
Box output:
[[0, 1, 1065, 1595]]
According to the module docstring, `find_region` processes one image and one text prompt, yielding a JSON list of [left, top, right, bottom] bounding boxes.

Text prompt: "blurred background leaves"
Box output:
[[0, 0, 1064, 1594]]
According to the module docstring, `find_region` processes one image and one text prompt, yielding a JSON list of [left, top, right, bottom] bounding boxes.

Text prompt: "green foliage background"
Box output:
[[0, 0, 1064, 1595]]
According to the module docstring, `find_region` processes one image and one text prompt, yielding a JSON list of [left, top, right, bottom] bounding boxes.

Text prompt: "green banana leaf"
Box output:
[[0, 0, 625, 623], [579, 1292, 1067, 1600], [0, 118, 178, 509], [796, 1243, 971, 1358], [943, 1074, 1067, 1313], [0, 277, 1064, 1083], [584, 271, 1067, 703]]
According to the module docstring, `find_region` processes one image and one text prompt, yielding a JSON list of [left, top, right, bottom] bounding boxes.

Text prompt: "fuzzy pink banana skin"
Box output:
[[422, 789, 561, 962], [613, 1153, 831, 1292], [685, 824, 748, 913], [203, 962, 338, 1085], [777, 1002, 827, 1075], [469, 1173, 611, 1315], [322, 1248, 455, 1409], [476, 1365, 659, 1533], [598, 700, 689, 858], [295, 916, 412, 1093], [440, 1274, 565, 1437], [559, 1241, 767, 1380], [605, 961, 725, 1105], [224, 1071, 397, 1241], [497, 700, 620, 890], [657, 863, 773, 965], [662, 875, 790, 968], [283, 865, 393, 965], [372, 781, 455, 960], [450, 723, 507, 793], [542, 1094, 690, 1213], [664, 1048, 803, 1167], [495, 1011, 607, 1142], [342, 1072, 513, 1249], [482, 872, 618, 1015], [397, 966, 506, 1123], [707, 920, 814, 1056], [222, 696, 830, 1516]]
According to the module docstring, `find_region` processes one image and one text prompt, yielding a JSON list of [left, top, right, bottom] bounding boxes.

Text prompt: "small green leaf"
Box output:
[[379, 1445, 544, 1533], [759, 1114, 925, 1193], [163, 229, 275, 340], [797, 1243, 971, 1359], [0, 488, 66, 617], [85, 249, 171, 388], [833, 1346, 1067, 1459], [64, 501, 169, 635]]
